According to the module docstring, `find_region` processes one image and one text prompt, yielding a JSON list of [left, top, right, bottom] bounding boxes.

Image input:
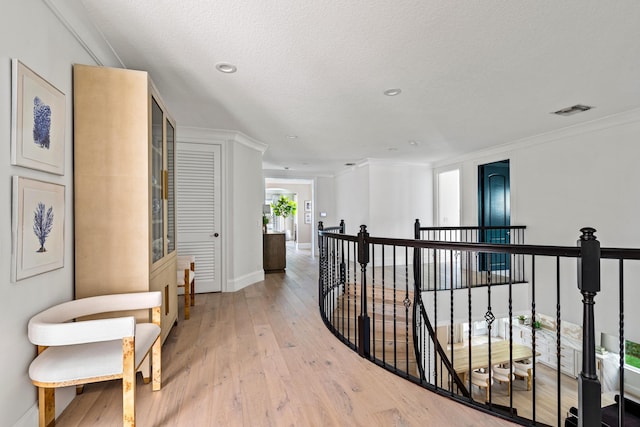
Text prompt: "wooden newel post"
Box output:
[[339, 220, 346, 288], [318, 221, 324, 306], [577, 227, 601, 427], [357, 225, 370, 357], [413, 219, 422, 288]]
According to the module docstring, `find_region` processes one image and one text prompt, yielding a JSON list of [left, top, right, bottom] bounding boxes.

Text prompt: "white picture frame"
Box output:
[[304, 212, 312, 224], [11, 59, 66, 175], [12, 176, 65, 281], [304, 200, 312, 212]]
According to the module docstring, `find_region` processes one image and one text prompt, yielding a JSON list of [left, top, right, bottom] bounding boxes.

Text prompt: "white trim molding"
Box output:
[[43, 0, 125, 67], [179, 127, 268, 153], [227, 270, 264, 293]]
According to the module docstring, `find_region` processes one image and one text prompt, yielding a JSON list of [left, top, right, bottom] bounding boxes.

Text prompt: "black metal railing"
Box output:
[[415, 221, 527, 288], [318, 220, 640, 427]]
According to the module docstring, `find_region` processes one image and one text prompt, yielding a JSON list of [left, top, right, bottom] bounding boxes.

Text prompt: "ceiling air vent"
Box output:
[[552, 104, 593, 116]]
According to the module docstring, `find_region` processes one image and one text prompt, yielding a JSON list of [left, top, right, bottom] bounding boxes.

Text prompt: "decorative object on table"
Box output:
[[304, 212, 312, 224], [262, 214, 270, 233], [518, 315, 526, 324], [533, 320, 542, 329], [304, 200, 312, 212], [11, 59, 66, 175], [11, 176, 65, 281]]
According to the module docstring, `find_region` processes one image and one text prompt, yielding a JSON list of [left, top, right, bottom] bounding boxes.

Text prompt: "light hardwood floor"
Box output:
[[55, 245, 516, 426]]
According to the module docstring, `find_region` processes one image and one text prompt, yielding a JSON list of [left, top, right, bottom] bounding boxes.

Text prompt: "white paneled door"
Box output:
[[176, 142, 222, 292]]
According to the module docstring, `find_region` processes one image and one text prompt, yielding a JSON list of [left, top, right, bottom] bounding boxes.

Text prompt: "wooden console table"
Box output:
[[263, 232, 286, 273]]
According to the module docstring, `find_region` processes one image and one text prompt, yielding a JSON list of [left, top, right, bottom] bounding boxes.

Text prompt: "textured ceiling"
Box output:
[[77, 0, 640, 175]]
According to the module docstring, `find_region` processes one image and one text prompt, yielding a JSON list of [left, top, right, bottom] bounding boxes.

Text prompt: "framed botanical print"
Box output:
[[11, 59, 66, 175], [12, 176, 65, 281]]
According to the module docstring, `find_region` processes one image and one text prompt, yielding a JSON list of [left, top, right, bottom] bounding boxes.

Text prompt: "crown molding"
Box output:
[[178, 127, 268, 153], [433, 107, 640, 168], [43, 0, 125, 67]]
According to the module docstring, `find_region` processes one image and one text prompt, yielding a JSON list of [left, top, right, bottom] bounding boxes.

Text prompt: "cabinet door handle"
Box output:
[[162, 170, 168, 200]]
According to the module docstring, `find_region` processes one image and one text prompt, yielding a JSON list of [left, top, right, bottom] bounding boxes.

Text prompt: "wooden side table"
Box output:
[[263, 232, 286, 273]]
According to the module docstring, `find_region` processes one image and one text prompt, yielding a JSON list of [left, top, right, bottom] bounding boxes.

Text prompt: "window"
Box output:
[[626, 340, 640, 369]]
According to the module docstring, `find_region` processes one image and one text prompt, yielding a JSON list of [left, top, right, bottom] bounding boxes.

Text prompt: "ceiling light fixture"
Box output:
[[287, 135, 298, 139], [552, 104, 593, 116], [383, 88, 402, 96], [215, 63, 237, 73], [344, 162, 356, 166], [408, 140, 418, 146]]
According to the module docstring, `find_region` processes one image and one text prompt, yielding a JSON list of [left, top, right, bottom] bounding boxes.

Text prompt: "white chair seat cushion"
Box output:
[[177, 269, 194, 284], [29, 323, 160, 385]]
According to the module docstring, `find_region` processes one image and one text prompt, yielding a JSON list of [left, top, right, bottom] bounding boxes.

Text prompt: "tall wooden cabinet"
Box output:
[[73, 64, 177, 342]]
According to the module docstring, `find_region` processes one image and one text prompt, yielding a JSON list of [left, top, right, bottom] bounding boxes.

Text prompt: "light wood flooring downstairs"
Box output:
[[54, 245, 516, 427]]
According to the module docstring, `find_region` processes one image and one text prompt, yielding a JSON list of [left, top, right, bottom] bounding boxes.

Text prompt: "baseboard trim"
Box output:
[[226, 270, 264, 292], [297, 242, 312, 249]]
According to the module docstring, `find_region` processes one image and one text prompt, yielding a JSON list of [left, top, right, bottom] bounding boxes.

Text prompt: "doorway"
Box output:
[[437, 168, 460, 228], [264, 178, 314, 251], [478, 159, 510, 271]]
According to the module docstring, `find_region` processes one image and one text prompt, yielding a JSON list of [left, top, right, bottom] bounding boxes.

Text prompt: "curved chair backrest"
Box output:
[[28, 291, 162, 347], [492, 364, 515, 380]]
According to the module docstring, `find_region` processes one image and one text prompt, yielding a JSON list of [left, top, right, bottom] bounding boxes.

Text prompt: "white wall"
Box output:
[[335, 163, 370, 234], [0, 1, 110, 425], [315, 176, 337, 229], [368, 161, 433, 238], [335, 160, 432, 237], [434, 109, 640, 344], [229, 137, 267, 291]]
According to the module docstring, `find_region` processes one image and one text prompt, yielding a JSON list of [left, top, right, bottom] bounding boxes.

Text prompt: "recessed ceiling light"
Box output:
[[408, 140, 419, 146], [215, 63, 237, 73], [345, 162, 356, 166], [287, 135, 298, 139], [383, 88, 402, 96], [284, 166, 290, 170], [552, 104, 593, 116], [388, 147, 398, 151]]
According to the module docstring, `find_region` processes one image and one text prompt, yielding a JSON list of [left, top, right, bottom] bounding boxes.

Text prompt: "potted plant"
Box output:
[[262, 214, 270, 233], [271, 196, 297, 232], [518, 315, 526, 324]]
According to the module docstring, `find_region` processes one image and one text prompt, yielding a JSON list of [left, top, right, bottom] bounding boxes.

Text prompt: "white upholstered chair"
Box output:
[[492, 363, 516, 396], [177, 255, 196, 319], [514, 359, 533, 391], [28, 291, 162, 427], [471, 368, 493, 402]]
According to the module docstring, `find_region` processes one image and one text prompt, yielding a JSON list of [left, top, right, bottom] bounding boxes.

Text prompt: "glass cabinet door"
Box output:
[[166, 119, 176, 255], [151, 97, 164, 263]]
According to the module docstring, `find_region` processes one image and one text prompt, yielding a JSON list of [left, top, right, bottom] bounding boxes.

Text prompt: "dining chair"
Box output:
[[471, 368, 493, 402], [492, 363, 516, 396], [514, 359, 533, 390]]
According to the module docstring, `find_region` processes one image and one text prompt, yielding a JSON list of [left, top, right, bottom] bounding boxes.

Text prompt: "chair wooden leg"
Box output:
[[527, 368, 532, 391], [184, 281, 190, 319], [190, 279, 195, 306], [38, 387, 55, 427], [122, 337, 135, 427], [152, 307, 162, 391], [152, 335, 162, 391], [485, 379, 490, 402]]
